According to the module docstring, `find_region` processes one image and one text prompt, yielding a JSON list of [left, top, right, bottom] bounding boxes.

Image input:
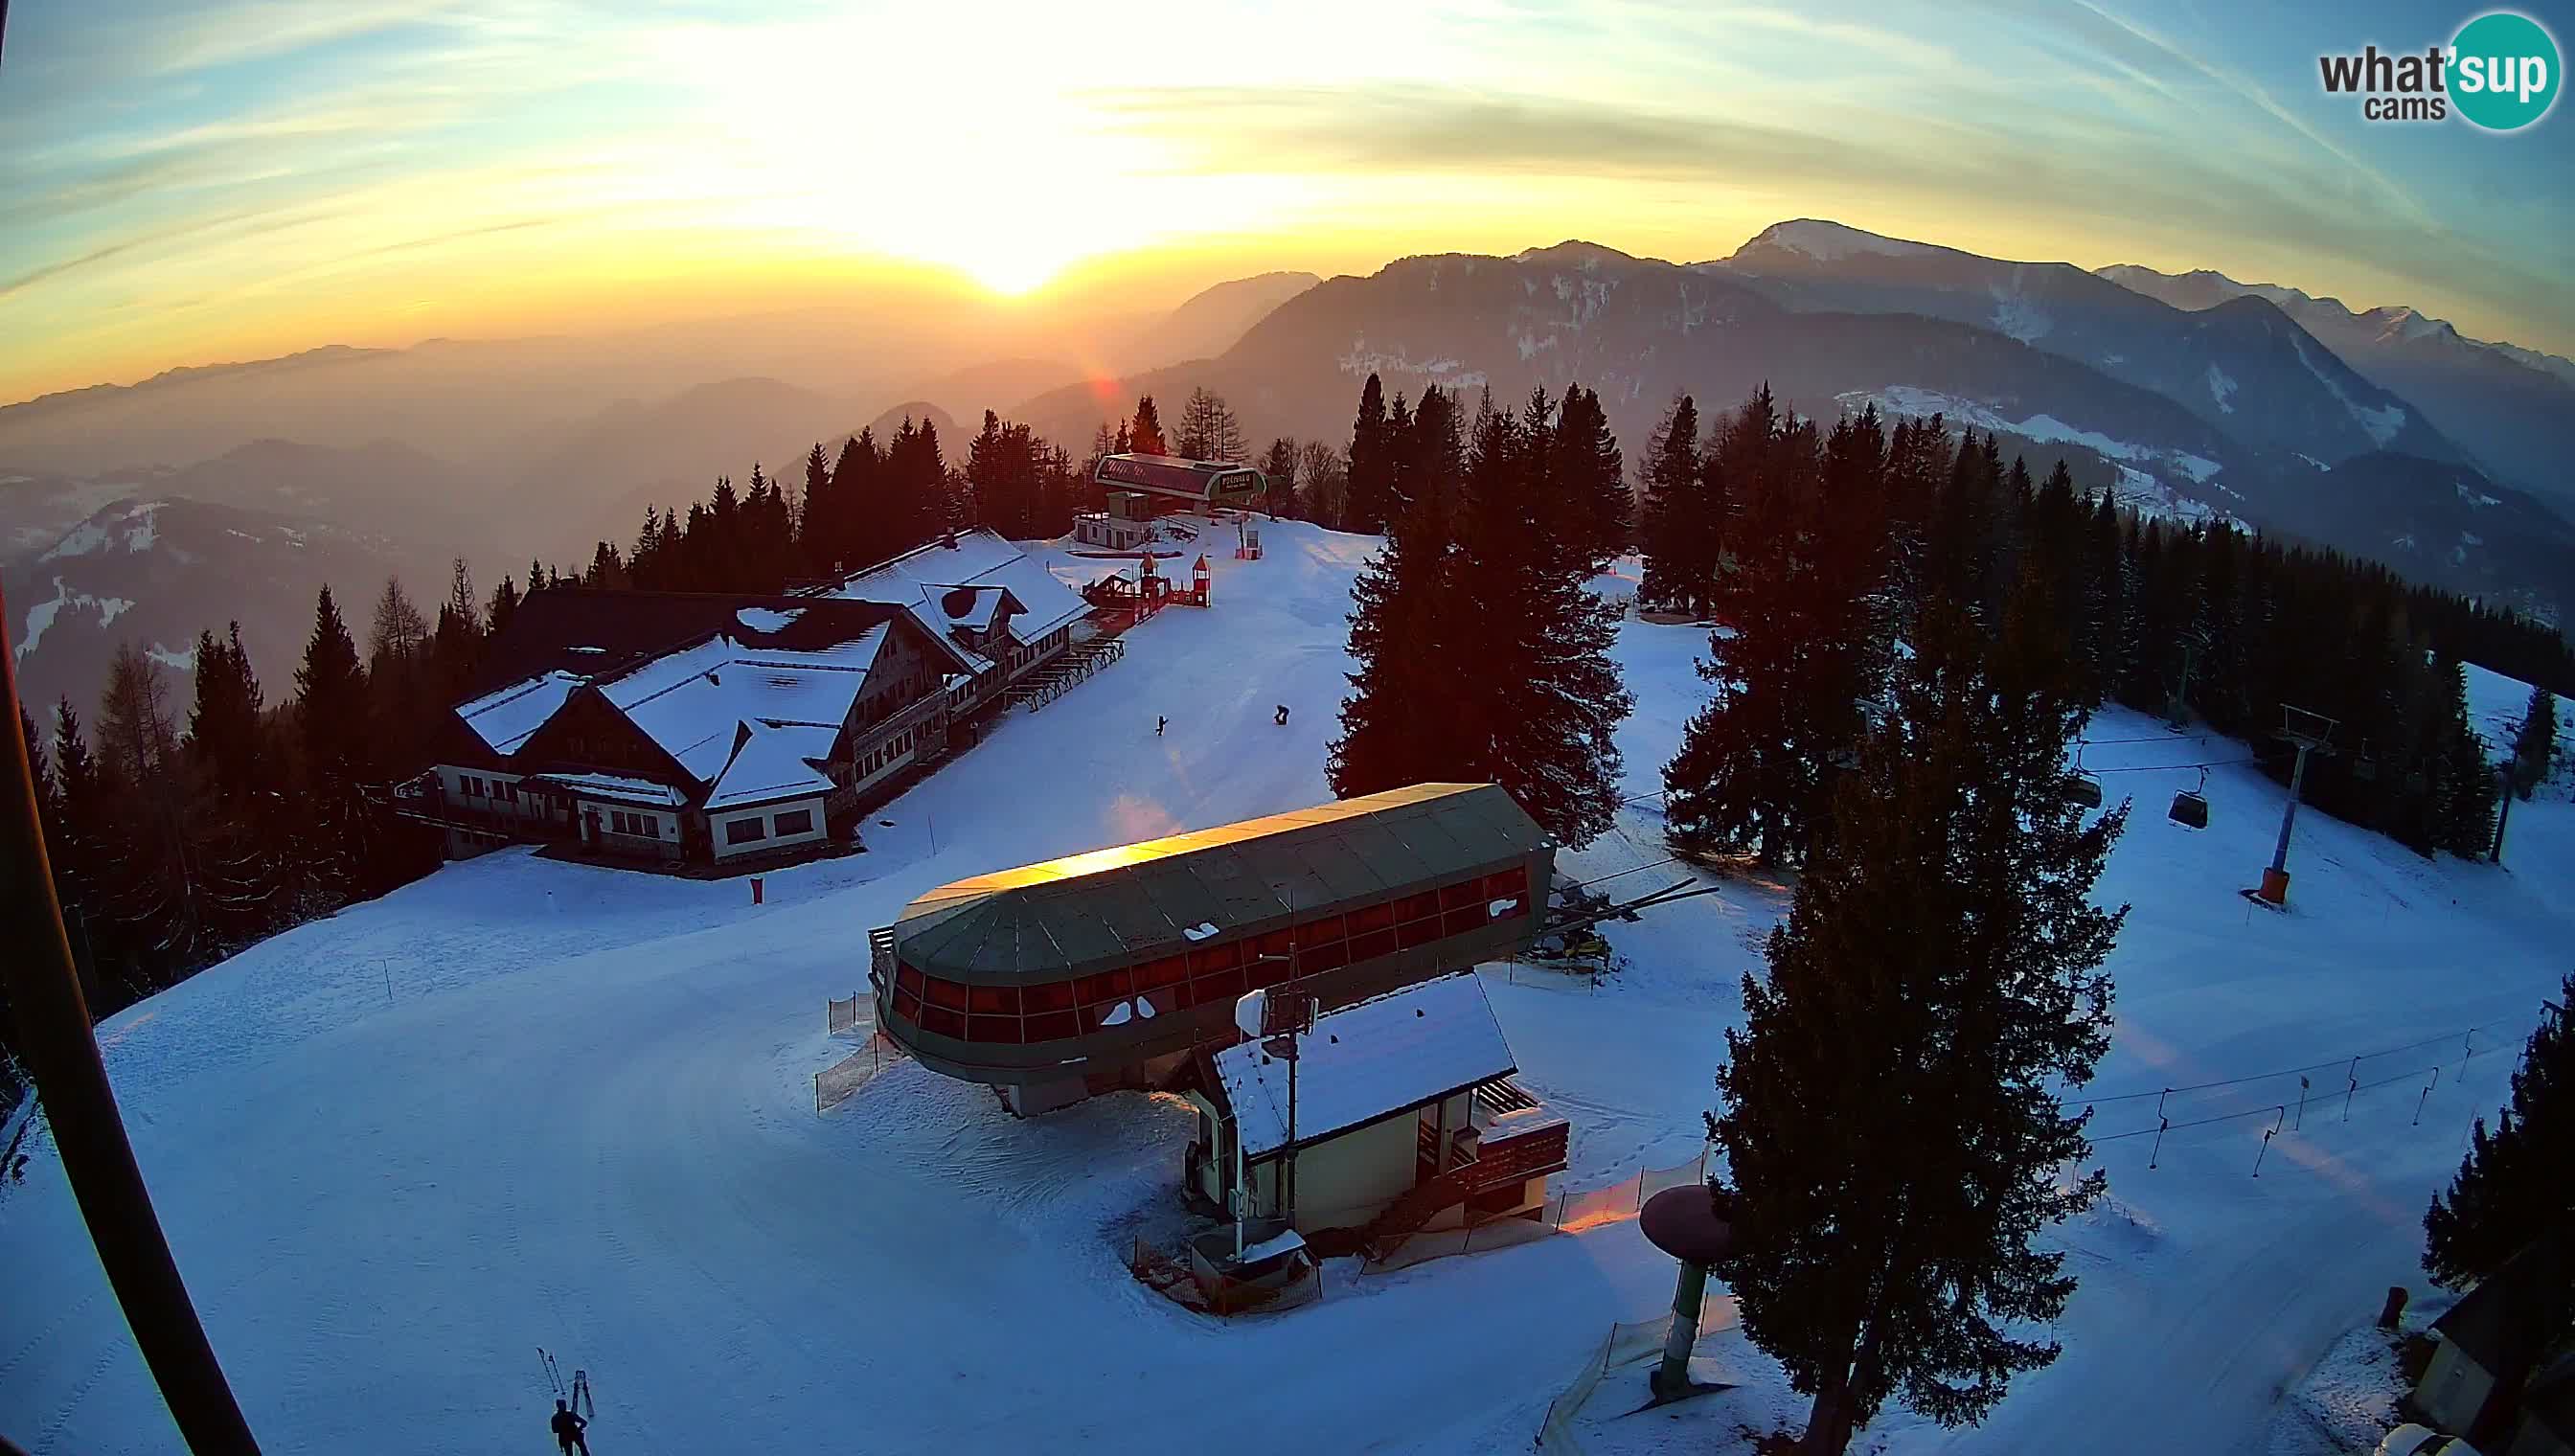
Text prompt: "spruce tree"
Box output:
[[2425, 981, 2573, 1289], [1712, 602, 2127, 1456], [487, 575, 520, 637], [1128, 396, 1168, 458], [2510, 681, 2558, 799], [1453, 395, 1632, 845], [1345, 374, 1394, 535], [1636, 395, 1705, 614], [1663, 388, 1879, 866], [1329, 388, 1464, 799], [1544, 384, 1629, 575], [295, 585, 372, 867], [1261, 438, 1300, 519]]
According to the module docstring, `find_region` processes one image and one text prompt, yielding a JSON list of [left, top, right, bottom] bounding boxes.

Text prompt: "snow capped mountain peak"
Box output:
[[2364, 307, 2457, 346], [1738, 218, 1932, 263]]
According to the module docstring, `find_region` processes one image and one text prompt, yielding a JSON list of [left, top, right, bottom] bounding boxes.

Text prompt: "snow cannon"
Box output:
[[1639, 1182, 1738, 1403]]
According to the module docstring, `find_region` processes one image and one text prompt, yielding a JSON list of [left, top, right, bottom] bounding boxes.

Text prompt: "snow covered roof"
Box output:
[[1214, 973, 1515, 1161], [585, 626, 886, 785], [810, 528, 1088, 653], [457, 671, 583, 754], [931, 585, 1011, 633], [891, 783, 1546, 981], [704, 721, 837, 810], [470, 589, 906, 694], [532, 771, 687, 808]]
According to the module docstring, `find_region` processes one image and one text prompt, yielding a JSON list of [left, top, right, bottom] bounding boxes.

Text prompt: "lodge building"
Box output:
[[411, 530, 1089, 867]]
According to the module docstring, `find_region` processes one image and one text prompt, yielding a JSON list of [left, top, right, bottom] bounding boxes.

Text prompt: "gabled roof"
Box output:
[[456, 671, 584, 755], [592, 625, 889, 785], [456, 593, 915, 793], [471, 589, 908, 694], [890, 784, 1546, 981], [704, 721, 838, 810], [1214, 972, 1515, 1161], [809, 528, 1088, 652], [532, 771, 688, 808]]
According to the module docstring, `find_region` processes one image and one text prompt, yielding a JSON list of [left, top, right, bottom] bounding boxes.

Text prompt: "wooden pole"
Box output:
[[0, 578, 262, 1454]]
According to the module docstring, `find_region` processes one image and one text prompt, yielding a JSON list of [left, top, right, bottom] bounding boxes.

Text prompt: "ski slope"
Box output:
[[3, 522, 2568, 1455]]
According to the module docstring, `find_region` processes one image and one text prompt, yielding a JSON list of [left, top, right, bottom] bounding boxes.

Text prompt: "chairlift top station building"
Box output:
[[1076, 453, 1269, 551], [872, 783, 1555, 1114]]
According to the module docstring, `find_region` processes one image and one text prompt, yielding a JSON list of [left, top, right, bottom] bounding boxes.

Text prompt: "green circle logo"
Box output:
[[2451, 11, 2560, 130]]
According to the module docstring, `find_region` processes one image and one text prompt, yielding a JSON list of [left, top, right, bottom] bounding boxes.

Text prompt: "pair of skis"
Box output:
[[538, 1347, 594, 1420]]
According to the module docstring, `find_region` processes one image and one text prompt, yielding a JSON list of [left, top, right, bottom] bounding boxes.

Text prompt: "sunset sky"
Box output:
[[3, 0, 2569, 406]]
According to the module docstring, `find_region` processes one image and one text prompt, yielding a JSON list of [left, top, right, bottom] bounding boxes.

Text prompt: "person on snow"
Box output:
[[1157, 716, 1167, 737], [551, 1399, 590, 1455], [1274, 704, 1290, 726]]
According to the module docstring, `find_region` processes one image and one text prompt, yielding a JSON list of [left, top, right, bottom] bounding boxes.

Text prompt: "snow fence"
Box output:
[[1536, 1308, 1701, 1455]]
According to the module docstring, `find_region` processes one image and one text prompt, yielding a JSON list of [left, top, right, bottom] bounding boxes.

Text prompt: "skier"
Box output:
[[1157, 716, 1167, 737], [1274, 704, 1290, 726], [550, 1399, 590, 1455]]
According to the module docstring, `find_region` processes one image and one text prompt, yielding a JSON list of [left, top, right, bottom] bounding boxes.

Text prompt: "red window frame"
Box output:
[[1025, 1010, 1079, 1042], [1024, 979, 1075, 1012], [918, 1004, 965, 1039], [923, 976, 968, 1012], [1349, 928, 1398, 963], [968, 983, 1021, 1015]]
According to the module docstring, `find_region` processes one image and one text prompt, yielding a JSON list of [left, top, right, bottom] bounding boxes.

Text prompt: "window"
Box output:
[[608, 810, 628, 834], [638, 814, 659, 839], [725, 817, 766, 846], [465, 775, 484, 797], [774, 808, 813, 836]]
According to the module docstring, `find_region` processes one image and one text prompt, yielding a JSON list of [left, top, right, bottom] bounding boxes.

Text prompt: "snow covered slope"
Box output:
[[2, 522, 2568, 1455]]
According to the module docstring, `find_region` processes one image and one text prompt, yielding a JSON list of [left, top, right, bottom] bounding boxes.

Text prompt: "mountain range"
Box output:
[[2097, 262, 2575, 515], [9, 229, 2572, 726]]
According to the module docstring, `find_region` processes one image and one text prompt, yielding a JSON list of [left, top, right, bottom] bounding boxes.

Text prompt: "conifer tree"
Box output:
[[1663, 388, 1878, 865], [1636, 395, 1706, 614], [487, 574, 520, 637], [1262, 438, 1300, 519], [1544, 384, 1629, 574], [47, 698, 115, 987], [1453, 396, 1632, 845], [295, 584, 371, 833], [2509, 681, 2558, 799], [1712, 602, 2126, 1456], [1128, 396, 1168, 458], [2425, 981, 2573, 1290], [1344, 374, 1394, 535], [1330, 387, 1464, 799]]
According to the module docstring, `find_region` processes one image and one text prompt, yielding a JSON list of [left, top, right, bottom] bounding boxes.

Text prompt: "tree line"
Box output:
[[1640, 388, 2569, 868]]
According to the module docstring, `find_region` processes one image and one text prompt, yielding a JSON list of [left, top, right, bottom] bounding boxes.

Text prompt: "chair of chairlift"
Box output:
[[2066, 741, 2105, 809], [2169, 765, 2210, 830], [2350, 740, 2379, 783]]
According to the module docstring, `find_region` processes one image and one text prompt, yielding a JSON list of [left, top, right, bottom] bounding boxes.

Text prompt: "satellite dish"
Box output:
[[1234, 989, 1268, 1040]]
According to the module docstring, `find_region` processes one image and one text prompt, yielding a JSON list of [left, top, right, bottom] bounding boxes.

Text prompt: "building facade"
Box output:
[[413, 530, 1092, 870]]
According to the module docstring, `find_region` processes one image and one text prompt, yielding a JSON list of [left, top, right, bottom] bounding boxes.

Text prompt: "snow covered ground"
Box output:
[[3, 521, 2569, 1455]]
